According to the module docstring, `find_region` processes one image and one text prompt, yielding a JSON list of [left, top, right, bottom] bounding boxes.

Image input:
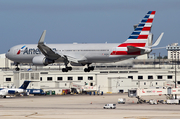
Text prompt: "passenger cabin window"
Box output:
[[6, 78, 11, 81], [40, 77, 42, 81], [138, 76, 143, 79], [47, 77, 52, 81], [68, 77, 73, 80], [78, 77, 83, 80], [57, 77, 63, 81]]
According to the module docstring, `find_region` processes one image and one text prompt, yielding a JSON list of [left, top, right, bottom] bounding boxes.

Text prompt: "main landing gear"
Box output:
[[84, 64, 94, 72], [62, 66, 72, 72], [62, 60, 72, 72]]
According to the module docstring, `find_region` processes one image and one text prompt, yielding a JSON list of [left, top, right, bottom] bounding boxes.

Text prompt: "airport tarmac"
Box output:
[[0, 94, 180, 119]]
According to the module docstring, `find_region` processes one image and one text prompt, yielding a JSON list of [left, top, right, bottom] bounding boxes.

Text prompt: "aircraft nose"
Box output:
[[5, 49, 11, 59], [5, 52, 9, 59]]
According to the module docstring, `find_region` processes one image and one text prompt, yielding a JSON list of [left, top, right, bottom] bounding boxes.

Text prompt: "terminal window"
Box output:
[[157, 76, 163, 79], [47, 77, 52, 81], [68, 77, 73, 80], [88, 77, 93, 80], [148, 76, 153, 79], [167, 75, 172, 79], [78, 77, 83, 80], [128, 76, 133, 79], [138, 76, 143, 79], [57, 77, 63, 80], [6, 78, 11, 81]]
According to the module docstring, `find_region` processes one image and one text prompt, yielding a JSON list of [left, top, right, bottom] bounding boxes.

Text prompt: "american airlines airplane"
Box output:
[[6, 11, 164, 72], [0, 81, 31, 98]]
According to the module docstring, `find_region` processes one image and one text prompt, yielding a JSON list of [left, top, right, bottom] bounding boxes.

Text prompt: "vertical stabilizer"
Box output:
[[19, 81, 31, 89], [121, 11, 156, 47]]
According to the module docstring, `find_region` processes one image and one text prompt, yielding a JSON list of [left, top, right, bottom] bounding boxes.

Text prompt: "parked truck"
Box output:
[[26, 89, 46, 95]]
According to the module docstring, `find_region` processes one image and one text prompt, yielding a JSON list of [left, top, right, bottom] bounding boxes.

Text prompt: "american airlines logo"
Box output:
[[23, 47, 42, 54], [17, 46, 57, 55], [17, 45, 26, 55]]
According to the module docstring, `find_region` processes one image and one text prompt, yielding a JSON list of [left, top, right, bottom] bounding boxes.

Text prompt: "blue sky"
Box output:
[[1, 0, 180, 57]]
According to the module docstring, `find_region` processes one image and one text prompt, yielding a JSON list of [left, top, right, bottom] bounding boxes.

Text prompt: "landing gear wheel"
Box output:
[[62, 66, 72, 72], [62, 68, 68, 72], [84, 68, 90, 72], [84, 66, 94, 72], [89, 66, 94, 71], [15, 67, 20, 71], [67, 67, 72, 71]]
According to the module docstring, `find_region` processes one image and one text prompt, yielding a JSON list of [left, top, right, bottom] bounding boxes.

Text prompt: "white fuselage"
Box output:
[[0, 88, 24, 96], [6, 43, 140, 65]]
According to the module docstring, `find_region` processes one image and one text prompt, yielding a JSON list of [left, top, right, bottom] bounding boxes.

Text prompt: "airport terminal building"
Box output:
[[0, 51, 180, 94]]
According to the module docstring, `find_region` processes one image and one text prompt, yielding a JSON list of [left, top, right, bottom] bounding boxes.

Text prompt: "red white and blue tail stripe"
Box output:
[[110, 11, 156, 56], [122, 11, 156, 47]]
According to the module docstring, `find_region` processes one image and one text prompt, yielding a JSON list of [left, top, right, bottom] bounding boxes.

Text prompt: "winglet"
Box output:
[[149, 32, 164, 47], [38, 30, 46, 44]]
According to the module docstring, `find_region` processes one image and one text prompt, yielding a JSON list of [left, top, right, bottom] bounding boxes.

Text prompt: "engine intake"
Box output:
[[8, 90, 17, 94]]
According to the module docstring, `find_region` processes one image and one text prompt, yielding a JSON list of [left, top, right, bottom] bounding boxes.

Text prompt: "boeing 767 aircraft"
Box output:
[[6, 11, 164, 72]]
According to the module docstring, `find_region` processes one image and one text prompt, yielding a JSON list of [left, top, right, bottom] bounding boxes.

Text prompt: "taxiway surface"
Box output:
[[0, 94, 180, 119]]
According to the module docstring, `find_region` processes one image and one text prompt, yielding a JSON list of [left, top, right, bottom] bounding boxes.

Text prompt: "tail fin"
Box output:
[[120, 11, 156, 47], [19, 81, 31, 89]]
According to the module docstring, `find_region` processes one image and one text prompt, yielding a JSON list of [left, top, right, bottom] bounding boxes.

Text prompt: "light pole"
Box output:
[[174, 51, 177, 99], [159, 53, 161, 69], [178, 53, 179, 69], [153, 53, 155, 69]]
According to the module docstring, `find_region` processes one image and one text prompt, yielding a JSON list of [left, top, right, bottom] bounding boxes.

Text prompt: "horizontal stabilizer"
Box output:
[[148, 32, 164, 47], [127, 46, 144, 53]]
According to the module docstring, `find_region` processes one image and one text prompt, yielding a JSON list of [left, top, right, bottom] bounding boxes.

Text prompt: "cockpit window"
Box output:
[[8, 49, 10, 52]]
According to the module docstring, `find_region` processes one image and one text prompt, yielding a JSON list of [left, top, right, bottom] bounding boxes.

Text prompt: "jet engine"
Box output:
[[8, 90, 18, 94], [32, 55, 54, 66]]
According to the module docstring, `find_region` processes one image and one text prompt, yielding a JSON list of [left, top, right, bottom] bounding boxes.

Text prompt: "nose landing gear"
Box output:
[[15, 62, 20, 71]]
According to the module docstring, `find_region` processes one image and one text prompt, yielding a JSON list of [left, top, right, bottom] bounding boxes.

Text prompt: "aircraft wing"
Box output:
[[37, 30, 60, 60], [37, 30, 83, 63]]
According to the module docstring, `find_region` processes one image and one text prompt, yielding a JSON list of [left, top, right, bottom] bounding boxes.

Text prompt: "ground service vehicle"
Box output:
[[103, 104, 116, 109]]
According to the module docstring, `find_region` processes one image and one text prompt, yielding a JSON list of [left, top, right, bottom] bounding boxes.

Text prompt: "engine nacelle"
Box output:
[[8, 90, 17, 94], [70, 62, 86, 66], [32, 55, 54, 66]]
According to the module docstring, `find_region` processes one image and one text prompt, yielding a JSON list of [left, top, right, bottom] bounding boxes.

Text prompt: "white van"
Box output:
[[103, 104, 116, 109]]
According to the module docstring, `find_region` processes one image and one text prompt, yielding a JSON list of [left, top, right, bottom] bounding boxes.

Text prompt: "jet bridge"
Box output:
[[128, 88, 180, 104]]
